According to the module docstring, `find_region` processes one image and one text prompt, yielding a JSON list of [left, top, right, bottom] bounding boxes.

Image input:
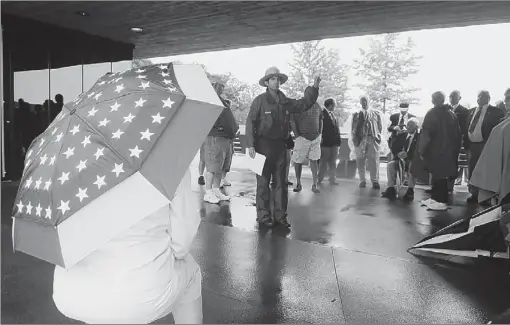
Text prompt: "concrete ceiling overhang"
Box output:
[[2, 1, 510, 59]]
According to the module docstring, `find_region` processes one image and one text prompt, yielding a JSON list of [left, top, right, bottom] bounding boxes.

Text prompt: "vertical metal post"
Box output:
[[47, 51, 51, 126], [81, 58, 84, 94], [1, 24, 5, 178]]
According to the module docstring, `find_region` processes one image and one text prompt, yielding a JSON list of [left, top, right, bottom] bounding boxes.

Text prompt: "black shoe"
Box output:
[[275, 218, 291, 228], [403, 189, 414, 201], [372, 182, 380, 190], [257, 218, 274, 227], [467, 195, 478, 204], [312, 185, 320, 193], [198, 176, 205, 185], [359, 181, 367, 188], [382, 187, 396, 200], [293, 183, 302, 192], [287, 181, 293, 186]]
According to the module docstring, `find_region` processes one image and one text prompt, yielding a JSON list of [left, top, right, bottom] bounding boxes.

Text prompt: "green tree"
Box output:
[[354, 33, 422, 114], [282, 40, 351, 125], [208, 72, 259, 124]]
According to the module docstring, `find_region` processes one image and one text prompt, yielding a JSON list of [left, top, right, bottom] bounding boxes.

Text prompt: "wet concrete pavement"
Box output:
[[2, 154, 510, 324]]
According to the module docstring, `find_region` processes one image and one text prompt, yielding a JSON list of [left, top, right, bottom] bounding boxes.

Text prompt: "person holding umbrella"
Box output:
[[11, 64, 225, 324], [53, 168, 203, 324], [245, 66, 321, 228]]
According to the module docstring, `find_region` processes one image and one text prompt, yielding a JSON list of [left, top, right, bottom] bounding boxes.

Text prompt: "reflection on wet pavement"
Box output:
[[1, 155, 508, 324], [191, 165, 485, 262]]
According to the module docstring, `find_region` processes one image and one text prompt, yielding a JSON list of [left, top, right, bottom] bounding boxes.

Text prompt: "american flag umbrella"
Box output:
[[408, 204, 510, 260], [12, 63, 224, 268]]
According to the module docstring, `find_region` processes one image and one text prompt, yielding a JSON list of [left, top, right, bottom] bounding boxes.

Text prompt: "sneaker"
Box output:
[[213, 188, 230, 201], [203, 190, 220, 204], [426, 200, 448, 211], [372, 182, 381, 190], [359, 181, 367, 188], [293, 183, 302, 192], [312, 184, 320, 193], [420, 198, 433, 206], [220, 178, 231, 188], [198, 176, 205, 185]]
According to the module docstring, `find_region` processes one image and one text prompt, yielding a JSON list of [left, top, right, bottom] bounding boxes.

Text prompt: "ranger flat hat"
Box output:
[[259, 66, 288, 87]]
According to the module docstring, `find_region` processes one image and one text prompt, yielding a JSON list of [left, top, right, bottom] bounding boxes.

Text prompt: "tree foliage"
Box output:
[[282, 41, 351, 125], [354, 33, 422, 114], [208, 73, 260, 124]]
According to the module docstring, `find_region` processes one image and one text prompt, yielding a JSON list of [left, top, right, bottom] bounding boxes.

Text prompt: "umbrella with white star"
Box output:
[[12, 63, 224, 268], [408, 203, 510, 260]]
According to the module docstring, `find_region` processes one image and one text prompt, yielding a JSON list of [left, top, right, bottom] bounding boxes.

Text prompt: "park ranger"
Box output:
[[245, 66, 321, 228]]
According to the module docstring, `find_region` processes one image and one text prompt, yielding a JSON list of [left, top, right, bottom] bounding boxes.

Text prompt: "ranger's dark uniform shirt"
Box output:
[[245, 86, 319, 149]]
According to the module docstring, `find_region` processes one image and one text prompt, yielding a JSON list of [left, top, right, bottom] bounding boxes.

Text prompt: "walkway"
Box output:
[[1, 154, 509, 324]]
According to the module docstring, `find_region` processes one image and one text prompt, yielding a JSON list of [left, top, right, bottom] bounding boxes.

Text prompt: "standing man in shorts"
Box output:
[[203, 77, 238, 204], [220, 99, 239, 189], [197, 143, 206, 185], [290, 88, 323, 193]]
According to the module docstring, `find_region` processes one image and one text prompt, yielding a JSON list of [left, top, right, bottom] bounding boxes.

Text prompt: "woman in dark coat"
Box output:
[[418, 91, 461, 211]]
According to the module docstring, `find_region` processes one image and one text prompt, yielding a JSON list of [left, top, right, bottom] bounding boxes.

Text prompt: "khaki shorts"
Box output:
[[291, 135, 321, 164], [204, 136, 231, 173]]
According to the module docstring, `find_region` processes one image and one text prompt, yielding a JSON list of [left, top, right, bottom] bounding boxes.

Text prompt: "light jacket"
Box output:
[[470, 118, 510, 203], [53, 169, 200, 324]]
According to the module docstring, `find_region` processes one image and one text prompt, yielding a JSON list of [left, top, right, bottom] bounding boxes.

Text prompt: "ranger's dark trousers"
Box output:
[[255, 138, 288, 222]]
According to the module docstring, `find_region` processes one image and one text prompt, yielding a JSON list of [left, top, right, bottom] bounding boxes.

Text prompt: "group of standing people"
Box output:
[[378, 89, 509, 211]]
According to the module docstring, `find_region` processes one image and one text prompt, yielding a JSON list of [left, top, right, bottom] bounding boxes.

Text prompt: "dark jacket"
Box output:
[[464, 105, 505, 150], [418, 105, 461, 179], [388, 112, 416, 132], [391, 131, 421, 174], [321, 108, 341, 147], [391, 131, 419, 160], [448, 104, 470, 148], [245, 86, 319, 148], [208, 98, 239, 139]]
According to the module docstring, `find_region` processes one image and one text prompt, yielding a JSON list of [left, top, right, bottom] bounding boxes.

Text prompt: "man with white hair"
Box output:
[[448, 90, 469, 187], [382, 117, 420, 201], [419, 91, 461, 211], [464, 90, 505, 204], [351, 96, 383, 189]]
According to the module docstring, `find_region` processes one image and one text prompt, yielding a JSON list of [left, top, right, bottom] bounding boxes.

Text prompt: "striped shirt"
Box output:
[[291, 102, 323, 141]]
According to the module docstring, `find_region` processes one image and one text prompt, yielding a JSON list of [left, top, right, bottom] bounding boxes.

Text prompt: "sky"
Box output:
[[14, 22, 509, 118], [149, 22, 510, 117]]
